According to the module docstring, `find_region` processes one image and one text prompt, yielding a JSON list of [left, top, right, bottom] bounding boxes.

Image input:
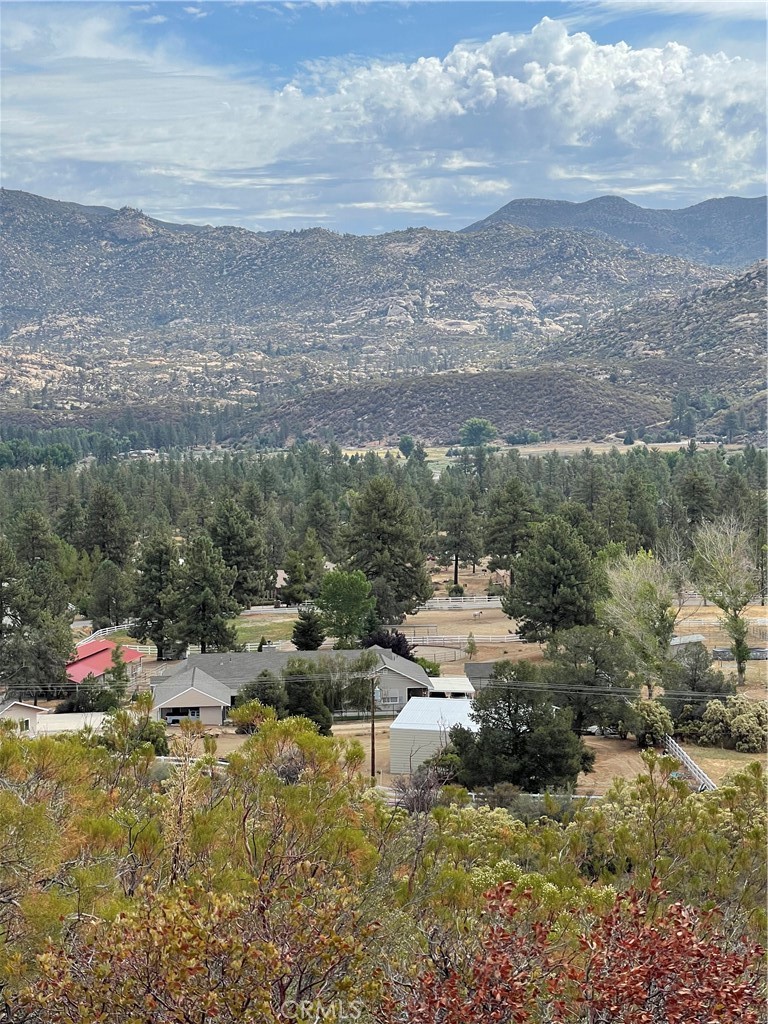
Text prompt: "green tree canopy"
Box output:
[[292, 607, 327, 651], [459, 418, 497, 446], [172, 535, 239, 654], [449, 663, 593, 791], [502, 515, 599, 642], [208, 497, 274, 608], [315, 569, 375, 648], [131, 529, 181, 657], [344, 477, 432, 623]]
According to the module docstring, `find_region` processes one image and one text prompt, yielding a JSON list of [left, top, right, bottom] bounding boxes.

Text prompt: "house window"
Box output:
[[22, 719, 30, 732]]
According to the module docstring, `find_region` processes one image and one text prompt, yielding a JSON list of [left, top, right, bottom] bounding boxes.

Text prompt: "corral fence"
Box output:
[[420, 596, 503, 610], [663, 735, 717, 792], [411, 634, 523, 647], [76, 622, 134, 645]]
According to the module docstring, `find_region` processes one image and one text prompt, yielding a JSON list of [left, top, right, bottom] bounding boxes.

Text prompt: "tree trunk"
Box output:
[[453, 552, 459, 586]]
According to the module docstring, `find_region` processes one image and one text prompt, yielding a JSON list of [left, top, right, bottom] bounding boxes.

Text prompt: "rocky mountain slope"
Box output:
[[1, 189, 765, 446], [548, 261, 767, 365], [462, 195, 766, 270], [1, 189, 722, 371]]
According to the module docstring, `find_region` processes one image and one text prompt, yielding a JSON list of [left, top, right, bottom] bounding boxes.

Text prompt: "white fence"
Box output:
[[120, 641, 284, 658], [663, 735, 717, 792], [421, 596, 503, 610], [76, 622, 135, 646], [411, 634, 522, 647]]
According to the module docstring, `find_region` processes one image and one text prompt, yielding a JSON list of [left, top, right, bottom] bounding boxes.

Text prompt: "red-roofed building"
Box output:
[[67, 639, 144, 686]]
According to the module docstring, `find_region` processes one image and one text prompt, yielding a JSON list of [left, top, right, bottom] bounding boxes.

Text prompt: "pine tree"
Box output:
[[442, 495, 481, 586], [484, 478, 538, 581], [344, 477, 432, 623], [208, 497, 274, 608], [131, 529, 181, 657], [89, 559, 132, 630], [283, 658, 332, 734], [82, 484, 133, 566], [301, 490, 339, 560], [292, 607, 326, 651], [502, 515, 599, 642], [281, 549, 309, 606], [300, 528, 326, 598], [173, 535, 239, 654]]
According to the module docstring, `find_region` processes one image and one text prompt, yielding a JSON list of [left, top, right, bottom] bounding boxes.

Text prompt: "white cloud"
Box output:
[[1, 9, 764, 232], [142, 15, 169, 25], [593, 1, 767, 20]]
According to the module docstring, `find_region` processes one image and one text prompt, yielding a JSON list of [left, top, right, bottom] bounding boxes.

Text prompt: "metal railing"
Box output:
[[663, 735, 717, 792]]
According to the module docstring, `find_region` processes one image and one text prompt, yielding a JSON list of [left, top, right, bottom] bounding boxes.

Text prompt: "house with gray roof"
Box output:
[[151, 667, 232, 726], [159, 646, 431, 712]]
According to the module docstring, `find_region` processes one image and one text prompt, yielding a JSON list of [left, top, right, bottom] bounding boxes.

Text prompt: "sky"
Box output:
[[1, 0, 766, 234]]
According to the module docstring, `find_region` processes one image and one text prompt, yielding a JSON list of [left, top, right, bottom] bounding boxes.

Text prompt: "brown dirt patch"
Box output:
[[576, 737, 649, 794], [331, 719, 393, 785]]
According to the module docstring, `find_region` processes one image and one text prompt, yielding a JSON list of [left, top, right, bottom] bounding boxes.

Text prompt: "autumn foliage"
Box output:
[[386, 883, 765, 1024], [0, 719, 764, 1023]]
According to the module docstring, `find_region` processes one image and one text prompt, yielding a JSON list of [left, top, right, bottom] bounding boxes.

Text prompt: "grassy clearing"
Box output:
[[234, 616, 297, 645], [681, 745, 766, 784]]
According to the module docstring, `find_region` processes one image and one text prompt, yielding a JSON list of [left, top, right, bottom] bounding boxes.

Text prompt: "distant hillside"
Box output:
[[244, 367, 670, 446], [462, 195, 766, 269], [548, 261, 767, 366], [1, 189, 722, 369], [2, 189, 765, 447]]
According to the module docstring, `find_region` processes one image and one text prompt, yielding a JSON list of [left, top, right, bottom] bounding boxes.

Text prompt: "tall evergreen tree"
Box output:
[[344, 477, 432, 623], [299, 528, 326, 598], [484, 478, 538, 582], [281, 549, 309, 606], [89, 559, 132, 630], [301, 490, 339, 560], [173, 535, 239, 654], [292, 607, 326, 651], [441, 495, 481, 586], [208, 497, 274, 608], [502, 516, 599, 642], [82, 484, 133, 566], [283, 657, 332, 734], [131, 529, 181, 658]]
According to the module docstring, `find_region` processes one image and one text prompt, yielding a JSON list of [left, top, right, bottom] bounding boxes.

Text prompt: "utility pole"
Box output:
[[370, 671, 376, 779]]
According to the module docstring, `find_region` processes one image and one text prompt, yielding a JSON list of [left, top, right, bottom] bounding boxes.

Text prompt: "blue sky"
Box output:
[[2, 1, 765, 233]]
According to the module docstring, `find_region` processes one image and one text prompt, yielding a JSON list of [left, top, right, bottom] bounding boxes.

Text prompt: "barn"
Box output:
[[389, 697, 477, 775]]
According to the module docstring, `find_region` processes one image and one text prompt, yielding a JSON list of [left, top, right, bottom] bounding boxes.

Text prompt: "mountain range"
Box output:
[[0, 189, 765, 444], [462, 195, 766, 270]]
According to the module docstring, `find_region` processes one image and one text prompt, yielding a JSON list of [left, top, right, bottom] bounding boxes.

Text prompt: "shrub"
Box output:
[[628, 699, 674, 749], [699, 696, 767, 753]]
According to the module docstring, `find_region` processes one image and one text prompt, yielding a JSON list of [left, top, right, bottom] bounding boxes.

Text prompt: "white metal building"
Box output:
[[389, 697, 477, 775], [427, 675, 475, 699], [36, 711, 108, 735]]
